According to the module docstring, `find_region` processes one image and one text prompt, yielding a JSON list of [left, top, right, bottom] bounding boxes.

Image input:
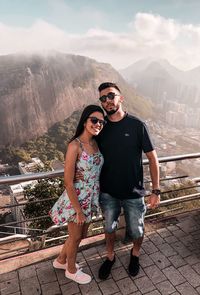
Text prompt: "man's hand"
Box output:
[[74, 170, 84, 182], [147, 193, 160, 209]]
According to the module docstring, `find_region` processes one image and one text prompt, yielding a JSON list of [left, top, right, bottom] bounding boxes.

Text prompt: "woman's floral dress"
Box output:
[[49, 139, 104, 225]]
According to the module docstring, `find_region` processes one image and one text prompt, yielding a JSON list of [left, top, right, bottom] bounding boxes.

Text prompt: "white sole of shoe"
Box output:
[[65, 270, 92, 284]]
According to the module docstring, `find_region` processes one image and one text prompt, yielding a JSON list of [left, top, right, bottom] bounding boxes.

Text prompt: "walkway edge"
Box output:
[[0, 234, 105, 274]]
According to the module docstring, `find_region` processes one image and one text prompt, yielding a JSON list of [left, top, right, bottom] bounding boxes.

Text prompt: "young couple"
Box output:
[[49, 82, 160, 284]]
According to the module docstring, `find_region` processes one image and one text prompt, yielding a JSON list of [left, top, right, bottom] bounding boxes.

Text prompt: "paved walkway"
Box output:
[[1, 211, 200, 295]]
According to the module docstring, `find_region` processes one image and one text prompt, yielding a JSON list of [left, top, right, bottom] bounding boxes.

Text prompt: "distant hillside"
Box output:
[[0, 109, 81, 164], [120, 58, 200, 106], [0, 52, 153, 147]]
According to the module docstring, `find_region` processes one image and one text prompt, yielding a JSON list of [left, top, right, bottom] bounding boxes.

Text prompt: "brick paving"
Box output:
[[1, 211, 200, 295]]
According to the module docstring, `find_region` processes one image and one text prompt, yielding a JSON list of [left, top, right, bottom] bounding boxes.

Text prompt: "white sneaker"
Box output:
[[65, 268, 92, 284], [53, 259, 79, 270]]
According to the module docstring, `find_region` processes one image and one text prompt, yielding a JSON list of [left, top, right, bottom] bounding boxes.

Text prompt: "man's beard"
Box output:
[[103, 105, 119, 115]]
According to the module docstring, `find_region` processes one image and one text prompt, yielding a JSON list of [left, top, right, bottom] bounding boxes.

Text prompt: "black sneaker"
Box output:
[[128, 249, 140, 277], [98, 256, 116, 280]]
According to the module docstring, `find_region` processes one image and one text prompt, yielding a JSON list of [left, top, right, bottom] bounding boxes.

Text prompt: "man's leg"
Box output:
[[132, 236, 144, 257], [105, 232, 116, 260], [98, 193, 121, 279], [123, 197, 146, 276]]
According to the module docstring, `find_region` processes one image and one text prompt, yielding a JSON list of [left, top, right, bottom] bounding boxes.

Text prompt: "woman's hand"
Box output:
[[76, 211, 86, 225]]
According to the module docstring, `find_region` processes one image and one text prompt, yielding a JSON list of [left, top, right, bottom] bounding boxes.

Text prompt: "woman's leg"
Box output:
[[82, 223, 90, 239], [66, 222, 85, 273], [57, 238, 69, 264], [65, 221, 92, 284], [56, 223, 90, 267]]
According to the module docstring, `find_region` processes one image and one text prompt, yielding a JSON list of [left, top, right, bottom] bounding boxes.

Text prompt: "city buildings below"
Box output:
[[163, 99, 200, 129], [9, 180, 37, 234], [50, 159, 64, 171], [18, 157, 44, 174]]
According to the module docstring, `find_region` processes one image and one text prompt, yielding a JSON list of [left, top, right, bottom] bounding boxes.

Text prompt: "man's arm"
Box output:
[[145, 150, 160, 209]]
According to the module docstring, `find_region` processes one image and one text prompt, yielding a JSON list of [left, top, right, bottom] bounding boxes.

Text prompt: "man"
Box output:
[[97, 82, 160, 280]]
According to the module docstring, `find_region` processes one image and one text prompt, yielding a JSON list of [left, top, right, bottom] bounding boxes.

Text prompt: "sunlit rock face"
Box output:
[[0, 52, 150, 146], [0, 52, 151, 146]]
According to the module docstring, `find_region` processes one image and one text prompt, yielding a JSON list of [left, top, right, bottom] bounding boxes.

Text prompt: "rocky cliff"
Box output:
[[0, 52, 152, 146]]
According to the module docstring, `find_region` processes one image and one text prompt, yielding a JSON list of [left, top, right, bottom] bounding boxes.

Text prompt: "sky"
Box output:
[[1, 0, 200, 70]]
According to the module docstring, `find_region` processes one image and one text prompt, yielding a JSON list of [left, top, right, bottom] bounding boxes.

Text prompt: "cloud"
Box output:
[[1, 13, 200, 70], [132, 13, 180, 42], [0, 20, 66, 53]]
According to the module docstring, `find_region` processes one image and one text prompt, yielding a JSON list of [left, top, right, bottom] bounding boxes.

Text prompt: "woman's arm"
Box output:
[[64, 141, 86, 224]]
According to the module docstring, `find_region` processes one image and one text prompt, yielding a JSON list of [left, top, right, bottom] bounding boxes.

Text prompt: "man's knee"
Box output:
[[104, 219, 119, 234]]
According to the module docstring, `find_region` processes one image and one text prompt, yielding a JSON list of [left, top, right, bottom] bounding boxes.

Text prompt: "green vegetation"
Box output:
[[23, 177, 64, 231], [0, 109, 82, 165]]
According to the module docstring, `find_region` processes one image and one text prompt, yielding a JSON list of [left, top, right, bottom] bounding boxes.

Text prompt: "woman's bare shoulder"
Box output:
[[67, 139, 80, 153]]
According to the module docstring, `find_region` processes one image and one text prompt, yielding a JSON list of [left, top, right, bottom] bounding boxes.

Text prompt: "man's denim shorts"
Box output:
[[99, 192, 147, 240]]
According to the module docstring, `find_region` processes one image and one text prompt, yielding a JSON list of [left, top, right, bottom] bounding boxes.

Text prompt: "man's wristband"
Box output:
[[152, 189, 161, 196]]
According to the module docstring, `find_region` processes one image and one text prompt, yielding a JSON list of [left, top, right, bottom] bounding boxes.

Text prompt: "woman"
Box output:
[[49, 105, 105, 284]]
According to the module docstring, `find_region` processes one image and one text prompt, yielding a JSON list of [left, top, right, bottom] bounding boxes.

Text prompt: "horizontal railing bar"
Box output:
[[0, 235, 31, 246], [0, 169, 64, 185], [159, 192, 200, 206], [1, 192, 199, 228], [0, 229, 107, 261], [2, 181, 199, 211], [143, 152, 200, 165], [145, 184, 200, 197], [144, 175, 188, 183], [1, 193, 199, 249], [2, 225, 43, 232], [0, 214, 104, 228], [150, 207, 200, 222], [45, 234, 69, 243], [160, 184, 200, 194], [0, 231, 19, 236], [145, 207, 183, 218], [0, 215, 49, 227], [0, 245, 30, 257], [0, 196, 58, 209], [0, 153, 200, 186], [193, 177, 200, 183]]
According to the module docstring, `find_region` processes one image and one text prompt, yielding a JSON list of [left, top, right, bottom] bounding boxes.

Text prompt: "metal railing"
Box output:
[[0, 152, 200, 260], [1, 152, 200, 186]]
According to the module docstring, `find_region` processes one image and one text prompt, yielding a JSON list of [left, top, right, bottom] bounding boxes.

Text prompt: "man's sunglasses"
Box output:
[[99, 92, 119, 103], [88, 116, 106, 126]]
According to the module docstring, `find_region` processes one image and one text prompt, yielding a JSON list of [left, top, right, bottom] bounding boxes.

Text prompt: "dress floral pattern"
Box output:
[[49, 142, 104, 225]]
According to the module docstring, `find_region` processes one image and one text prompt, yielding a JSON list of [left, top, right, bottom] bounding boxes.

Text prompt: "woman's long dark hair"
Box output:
[[69, 104, 104, 142]]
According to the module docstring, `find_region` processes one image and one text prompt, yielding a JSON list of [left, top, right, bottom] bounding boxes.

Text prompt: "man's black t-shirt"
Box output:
[[97, 113, 154, 199]]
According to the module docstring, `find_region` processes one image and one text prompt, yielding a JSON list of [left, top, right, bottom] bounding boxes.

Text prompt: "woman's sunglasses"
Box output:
[[99, 92, 119, 103], [88, 116, 106, 126]]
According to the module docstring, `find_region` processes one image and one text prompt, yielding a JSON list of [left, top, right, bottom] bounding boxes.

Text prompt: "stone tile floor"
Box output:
[[1, 211, 200, 295]]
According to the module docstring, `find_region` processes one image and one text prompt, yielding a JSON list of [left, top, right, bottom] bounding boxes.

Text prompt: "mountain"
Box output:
[[0, 52, 152, 147], [120, 58, 200, 105], [186, 65, 200, 85]]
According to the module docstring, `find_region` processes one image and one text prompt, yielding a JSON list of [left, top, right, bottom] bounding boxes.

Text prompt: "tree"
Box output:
[[23, 177, 64, 231]]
